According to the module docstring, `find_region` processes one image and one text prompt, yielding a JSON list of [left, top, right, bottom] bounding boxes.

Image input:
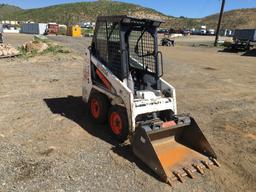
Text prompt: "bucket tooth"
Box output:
[[167, 178, 173, 187], [210, 158, 220, 167], [183, 167, 195, 179], [169, 174, 178, 182], [201, 160, 212, 169], [193, 164, 205, 175], [173, 171, 184, 183]]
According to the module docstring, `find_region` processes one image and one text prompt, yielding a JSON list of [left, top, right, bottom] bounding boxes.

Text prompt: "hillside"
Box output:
[[3, 1, 170, 25], [1, 1, 256, 29], [202, 8, 256, 29], [0, 4, 23, 20]]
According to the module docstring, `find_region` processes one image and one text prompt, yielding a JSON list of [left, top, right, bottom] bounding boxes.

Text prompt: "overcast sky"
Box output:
[[1, 0, 256, 18]]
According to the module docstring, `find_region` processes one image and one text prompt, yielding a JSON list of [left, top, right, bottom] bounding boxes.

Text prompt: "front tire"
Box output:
[[108, 106, 129, 142]]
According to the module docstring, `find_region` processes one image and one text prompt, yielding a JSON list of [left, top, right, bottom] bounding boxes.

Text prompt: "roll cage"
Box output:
[[91, 15, 163, 81]]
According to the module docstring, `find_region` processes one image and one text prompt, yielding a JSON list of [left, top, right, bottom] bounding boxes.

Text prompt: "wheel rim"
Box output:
[[110, 112, 122, 135], [90, 98, 100, 119]]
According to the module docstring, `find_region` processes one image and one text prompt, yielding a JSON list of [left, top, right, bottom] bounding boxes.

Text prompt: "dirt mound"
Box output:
[[23, 41, 48, 53], [0, 44, 19, 57]]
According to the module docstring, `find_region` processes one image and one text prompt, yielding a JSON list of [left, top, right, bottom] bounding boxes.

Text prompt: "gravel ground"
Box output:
[[1, 33, 33, 47], [0, 34, 255, 192], [158, 34, 232, 47]]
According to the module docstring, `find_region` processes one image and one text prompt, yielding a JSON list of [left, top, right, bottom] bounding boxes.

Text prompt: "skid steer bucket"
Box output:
[[132, 116, 219, 185]]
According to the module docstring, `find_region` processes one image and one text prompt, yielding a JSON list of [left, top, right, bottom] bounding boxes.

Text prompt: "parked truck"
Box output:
[[207, 29, 215, 35]]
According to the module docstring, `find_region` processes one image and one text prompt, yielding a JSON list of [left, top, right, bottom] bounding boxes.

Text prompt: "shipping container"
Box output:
[[45, 24, 59, 35], [67, 25, 81, 37], [234, 29, 256, 42], [21, 23, 47, 35]]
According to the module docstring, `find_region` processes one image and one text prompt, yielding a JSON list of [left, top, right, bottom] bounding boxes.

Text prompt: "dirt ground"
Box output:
[[0, 33, 255, 192], [159, 34, 233, 47]]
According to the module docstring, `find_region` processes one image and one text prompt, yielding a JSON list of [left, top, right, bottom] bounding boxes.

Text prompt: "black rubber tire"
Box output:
[[88, 91, 109, 123], [108, 106, 129, 142]]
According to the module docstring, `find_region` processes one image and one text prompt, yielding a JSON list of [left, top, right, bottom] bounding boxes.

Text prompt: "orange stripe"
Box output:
[[162, 121, 176, 128], [96, 69, 111, 90]]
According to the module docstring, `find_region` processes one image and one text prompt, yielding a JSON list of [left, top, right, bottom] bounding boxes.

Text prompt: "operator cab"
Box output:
[[90, 15, 164, 97]]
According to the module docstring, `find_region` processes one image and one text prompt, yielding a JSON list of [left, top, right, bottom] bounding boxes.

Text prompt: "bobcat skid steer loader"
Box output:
[[82, 15, 219, 186]]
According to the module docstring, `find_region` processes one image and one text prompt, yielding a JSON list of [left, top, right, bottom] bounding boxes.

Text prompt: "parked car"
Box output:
[[200, 29, 207, 35], [182, 30, 191, 36], [161, 38, 175, 46]]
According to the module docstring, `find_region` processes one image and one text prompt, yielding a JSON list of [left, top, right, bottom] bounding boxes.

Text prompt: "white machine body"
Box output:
[[83, 50, 177, 133]]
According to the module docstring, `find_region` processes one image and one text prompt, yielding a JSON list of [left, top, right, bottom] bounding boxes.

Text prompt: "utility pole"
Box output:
[[214, 0, 226, 46]]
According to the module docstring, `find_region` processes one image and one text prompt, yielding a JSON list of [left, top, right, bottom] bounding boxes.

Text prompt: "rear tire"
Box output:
[[108, 106, 129, 142], [88, 91, 109, 123]]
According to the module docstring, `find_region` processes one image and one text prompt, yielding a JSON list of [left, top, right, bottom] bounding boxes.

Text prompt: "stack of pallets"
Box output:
[[0, 44, 20, 58]]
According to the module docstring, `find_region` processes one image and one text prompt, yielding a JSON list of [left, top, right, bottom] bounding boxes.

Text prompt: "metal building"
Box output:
[[21, 23, 48, 35]]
